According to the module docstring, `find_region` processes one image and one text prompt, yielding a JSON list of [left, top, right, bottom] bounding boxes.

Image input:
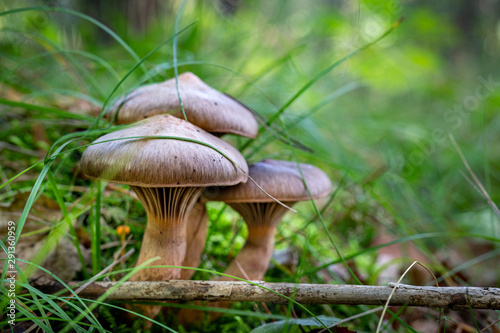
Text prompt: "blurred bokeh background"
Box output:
[[1, 0, 499, 331]]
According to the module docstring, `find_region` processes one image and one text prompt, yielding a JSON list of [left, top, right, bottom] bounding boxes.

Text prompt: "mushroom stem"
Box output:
[[221, 226, 276, 281], [220, 202, 292, 281], [181, 201, 208, 280], [132, 186, 203, 281]]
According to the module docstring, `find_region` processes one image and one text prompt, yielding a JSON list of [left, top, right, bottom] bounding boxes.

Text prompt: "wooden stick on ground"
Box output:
[[30, 277, 500, 311]]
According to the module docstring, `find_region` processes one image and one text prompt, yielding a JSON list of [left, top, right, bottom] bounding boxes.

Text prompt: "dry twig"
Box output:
[[29, 279, 500, 311]]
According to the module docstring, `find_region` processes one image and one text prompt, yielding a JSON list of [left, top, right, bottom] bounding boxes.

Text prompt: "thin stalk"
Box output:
[[47, 171, 88, 279]]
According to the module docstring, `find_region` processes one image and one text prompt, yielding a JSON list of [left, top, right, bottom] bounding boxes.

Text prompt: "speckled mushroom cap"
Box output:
[[111, 72, 258, 138], [210, 159, 332, 203], [80, 114, 249, 187]]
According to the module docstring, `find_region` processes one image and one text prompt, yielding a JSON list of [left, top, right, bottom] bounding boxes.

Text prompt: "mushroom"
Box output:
[[111, 72, 258, 138], [80, 114, 248, 284], [109, 72, 258, 280], [177, 159, 332, 325], [211, 159, 332, 281]]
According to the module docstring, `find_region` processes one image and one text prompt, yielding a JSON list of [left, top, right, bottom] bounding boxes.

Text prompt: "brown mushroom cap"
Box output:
[[111, 72, 258, 138], [210, 159, 332, 203], [80, 114, 248, 187]]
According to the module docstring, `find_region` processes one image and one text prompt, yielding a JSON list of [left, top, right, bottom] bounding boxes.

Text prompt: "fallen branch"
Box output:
[[30, 277, 500, 311]]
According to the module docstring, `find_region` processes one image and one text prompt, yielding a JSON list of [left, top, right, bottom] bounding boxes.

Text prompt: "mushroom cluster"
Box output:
[[80, 73, 332, 323], [81, 115, 249, 282]]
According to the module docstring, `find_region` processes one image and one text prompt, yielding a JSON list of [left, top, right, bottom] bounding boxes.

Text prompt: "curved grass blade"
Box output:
[[173, 0, 189, 121], [11, 49, 122, 85], [61, 297, 178, 331], [0, 6, 146, 74], [239, 17, 405, 152], [0, 160, 44, 190], [6, 302, 51, 331], [133, 60, 313, 152], [46, 171, 88, 279], [158, 301, 288, 320], [10, 281, 89, 333], [0, 26, 103, 98], [246, 82, 361, 159], [14, 141, 73, 242], [436, 247, 500, 283], [0, 245, 51, 331], [0, 99, 95, 121], [24, 89, 103, 109], [0, 258, 91, 333], [8, 258, 53, 332], [91, 21, 198, 130], [13, 259, 104, 330], [4, 304, 110, 331], [16, 292, 109, 332], [26, 30, 106, 100], [58, 257, 178, 333], [46, 126, 126, 160], [290, 150, 362, 285]]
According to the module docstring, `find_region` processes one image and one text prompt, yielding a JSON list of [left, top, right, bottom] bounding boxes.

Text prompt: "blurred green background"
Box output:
[[1, 0, 499, 332]]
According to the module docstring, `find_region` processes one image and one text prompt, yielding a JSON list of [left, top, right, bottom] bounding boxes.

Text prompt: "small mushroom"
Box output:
[[111, 72, 258, 138], [177, 159, 332, 325], [212, 159, 332, 281], [80, 114, 248, 317]]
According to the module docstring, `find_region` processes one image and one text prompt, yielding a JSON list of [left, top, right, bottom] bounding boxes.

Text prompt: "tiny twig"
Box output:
[[234, 260, 273, 317]]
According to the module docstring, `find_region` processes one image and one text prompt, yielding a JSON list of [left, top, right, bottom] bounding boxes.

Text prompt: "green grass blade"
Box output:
[[0, 267, 86, 333], [290, 150, 362, 285], [92, 21, 198, 130], [0, 98, 95, 121], [173, 0, 189, 121], [23, 89, 103, 109], [245, 82, 360, 159], [12, 140, 72, 243], [91, 180, 103, 275], [47, 170, 89, 279], [58, 257, 178, 333], [0, 6, 146, 74], [0, 160, 44, 190], [11, 49, 122, 85], [9, 257, 53, 332], [239, 17, 405, 152], [13, 259, 104, 330]]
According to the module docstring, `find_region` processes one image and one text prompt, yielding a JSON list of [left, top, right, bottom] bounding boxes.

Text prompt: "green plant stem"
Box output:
[[47, 171, 89, 279]]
